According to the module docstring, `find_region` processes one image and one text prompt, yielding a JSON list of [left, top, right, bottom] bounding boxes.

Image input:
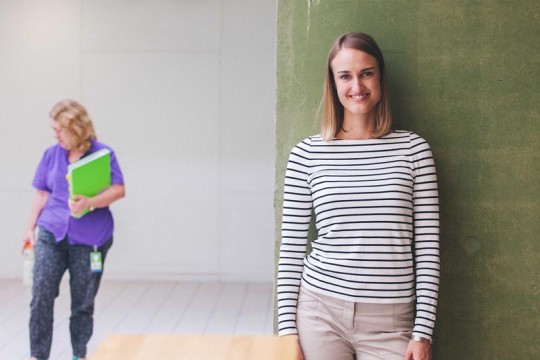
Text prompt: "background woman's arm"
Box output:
[[22, 190, 48, 245], [69, 184, 125, 216]]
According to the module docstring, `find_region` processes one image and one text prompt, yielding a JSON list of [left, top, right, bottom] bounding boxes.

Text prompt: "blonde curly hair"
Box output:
[[50, 99, 97, 153]]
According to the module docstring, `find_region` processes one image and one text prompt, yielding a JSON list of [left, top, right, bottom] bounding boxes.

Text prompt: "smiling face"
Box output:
[[331, 47, 381, 123]]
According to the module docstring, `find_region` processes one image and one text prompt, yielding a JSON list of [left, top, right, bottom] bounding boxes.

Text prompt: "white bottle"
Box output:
[[22, 241, 34, 287]]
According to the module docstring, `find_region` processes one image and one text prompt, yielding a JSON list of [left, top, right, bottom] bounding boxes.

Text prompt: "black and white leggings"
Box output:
[[29, 227, 112, 359]]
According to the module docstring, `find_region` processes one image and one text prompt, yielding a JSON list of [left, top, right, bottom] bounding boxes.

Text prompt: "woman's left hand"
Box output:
[[69, 195, 92, 216], [404, 339, 431, 360]]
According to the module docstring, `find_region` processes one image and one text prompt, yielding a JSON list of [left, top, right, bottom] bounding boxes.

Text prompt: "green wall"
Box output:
[[274, 1, 539, 358]]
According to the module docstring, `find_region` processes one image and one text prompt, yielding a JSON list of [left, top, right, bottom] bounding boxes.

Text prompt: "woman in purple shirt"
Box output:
[[22, 99, 125, 360]]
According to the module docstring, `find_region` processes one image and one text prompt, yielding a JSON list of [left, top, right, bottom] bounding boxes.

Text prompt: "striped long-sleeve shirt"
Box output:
[[277, 130, 440, 340]]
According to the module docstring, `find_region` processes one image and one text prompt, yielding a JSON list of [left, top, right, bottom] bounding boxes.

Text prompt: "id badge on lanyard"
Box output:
[[90, 245, 103, 273]]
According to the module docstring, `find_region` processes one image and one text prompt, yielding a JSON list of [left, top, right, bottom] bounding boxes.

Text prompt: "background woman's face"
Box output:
[[331, 47, 381, 120], [50, 119, 75, 150]]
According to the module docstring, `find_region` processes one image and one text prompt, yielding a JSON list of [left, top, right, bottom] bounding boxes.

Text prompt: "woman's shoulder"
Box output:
[[387, 129, 413, 138], [90, 140, 115, 153], [391, 129, 430, 144], [291, 134, 323, 152], [391, 130, 434, 156], [298, 134, 322, 146], [41, 143, 64, 157]]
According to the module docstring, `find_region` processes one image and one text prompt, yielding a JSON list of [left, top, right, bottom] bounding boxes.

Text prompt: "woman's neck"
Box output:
[[336, 114, 375, 140], [67, 149, 84, 163]]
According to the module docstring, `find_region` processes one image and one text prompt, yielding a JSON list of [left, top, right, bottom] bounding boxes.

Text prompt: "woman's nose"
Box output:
[[352, 78, 364, 93]]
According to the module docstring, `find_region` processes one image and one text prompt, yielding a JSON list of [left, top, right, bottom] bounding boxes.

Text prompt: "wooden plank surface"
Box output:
[[91, 335, 299, 360]]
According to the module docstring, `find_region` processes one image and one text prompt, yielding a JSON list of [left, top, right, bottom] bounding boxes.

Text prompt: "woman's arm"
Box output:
[[277, 139, 313, 337], [89, 183, 125, 209], [22, 190, 48, 246], [69, 184, 125, 216], [410, 133, 440, 342]]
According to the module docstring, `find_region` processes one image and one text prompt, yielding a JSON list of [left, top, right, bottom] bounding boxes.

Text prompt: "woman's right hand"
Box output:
[[284, 334, 304, 360], [22, 229, 35, 251], [297, 345, 305, 360], [23, 190, 48, 252]]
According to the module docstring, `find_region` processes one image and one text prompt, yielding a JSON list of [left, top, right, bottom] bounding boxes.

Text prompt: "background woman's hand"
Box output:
[[23, 189, 48, 249], [404, 339, 431, 360], [22, 229, 35, 250], [68, 195, 92, 216]]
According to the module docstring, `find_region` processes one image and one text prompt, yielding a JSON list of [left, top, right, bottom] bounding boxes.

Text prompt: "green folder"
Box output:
[[66, 148, 111, 218]]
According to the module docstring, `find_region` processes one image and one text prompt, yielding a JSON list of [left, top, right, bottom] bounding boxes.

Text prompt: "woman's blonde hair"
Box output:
[[50, 99, 97, 153], [319, 32, 392, 141]]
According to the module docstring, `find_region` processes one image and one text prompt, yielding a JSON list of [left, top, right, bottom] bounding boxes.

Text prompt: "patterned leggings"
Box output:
[[29, 227, 112, 359]]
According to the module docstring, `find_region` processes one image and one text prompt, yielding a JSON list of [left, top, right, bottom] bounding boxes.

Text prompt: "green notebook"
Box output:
[[66, 148, 111, 218]]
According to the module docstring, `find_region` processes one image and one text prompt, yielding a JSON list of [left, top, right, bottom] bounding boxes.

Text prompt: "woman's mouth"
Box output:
[[350, 94, 369, 102]]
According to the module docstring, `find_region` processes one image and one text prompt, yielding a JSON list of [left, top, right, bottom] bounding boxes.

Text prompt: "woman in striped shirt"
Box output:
[[277, 33, 439, 360]]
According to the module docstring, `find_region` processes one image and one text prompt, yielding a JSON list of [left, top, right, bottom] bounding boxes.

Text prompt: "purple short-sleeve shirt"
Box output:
[[33, 140, 124, 246]]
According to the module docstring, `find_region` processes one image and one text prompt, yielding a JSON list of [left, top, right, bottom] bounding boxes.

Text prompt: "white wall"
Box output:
[[0, 0, 276, 282]]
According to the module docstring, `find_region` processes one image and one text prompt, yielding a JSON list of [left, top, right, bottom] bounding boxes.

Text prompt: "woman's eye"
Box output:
[[361, 71, 373, 78], [339, 74, 351, 80]]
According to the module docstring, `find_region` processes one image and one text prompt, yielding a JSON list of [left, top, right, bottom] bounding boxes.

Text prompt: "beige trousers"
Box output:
[[296, 286, 414, 360]]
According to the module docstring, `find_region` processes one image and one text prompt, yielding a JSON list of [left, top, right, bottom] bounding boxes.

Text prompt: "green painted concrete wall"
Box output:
[[274, 1, 539, 358]]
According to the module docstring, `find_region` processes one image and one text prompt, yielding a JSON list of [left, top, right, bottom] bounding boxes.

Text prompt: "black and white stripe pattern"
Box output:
[[277, 131, 439, 340]]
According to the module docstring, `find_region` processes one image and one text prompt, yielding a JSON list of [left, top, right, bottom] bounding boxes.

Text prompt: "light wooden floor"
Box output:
[[0, 279, 275, 359]]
